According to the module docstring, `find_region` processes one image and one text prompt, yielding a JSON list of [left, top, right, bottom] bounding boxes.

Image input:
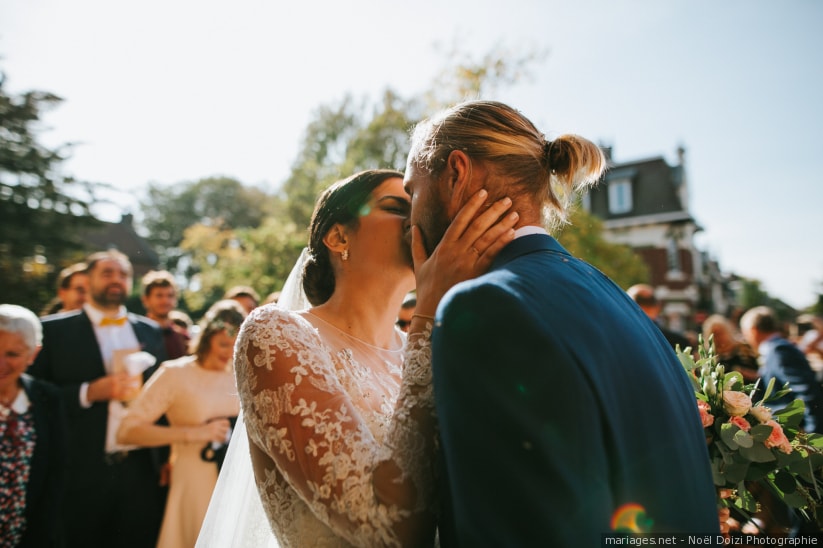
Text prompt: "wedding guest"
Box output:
[[627, 283, 691, 351], [740, 306, 823, 434], [0, 304, 67, 548], [796, 314, 823, 377], [702, 314, 760, 382], [140, 270, 190, 493], [29, 249, 168, 548], [396, 292, 416, 333], [167, 310, 194, 339], [118, 299, 245, 548], [262, 290, 281, 306], [404, 100, 719, 545], [40, 262, 88, 316], [141, 270, 189, 360], [223, 285, 260, 314]]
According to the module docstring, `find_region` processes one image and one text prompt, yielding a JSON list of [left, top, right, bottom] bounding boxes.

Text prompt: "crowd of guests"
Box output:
[[2, 246, 823, 546], [0, 249, 264, 547]]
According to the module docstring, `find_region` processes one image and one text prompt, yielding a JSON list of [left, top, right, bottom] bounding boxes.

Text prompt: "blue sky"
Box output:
[[2, 0, 821, 309]]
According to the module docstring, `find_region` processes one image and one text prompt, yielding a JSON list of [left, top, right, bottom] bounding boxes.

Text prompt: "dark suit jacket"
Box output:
[[433, 234, 719, 546], [29, 309, 166, 473], [758, 335, 823, 434], [19, 374, 68, 548]]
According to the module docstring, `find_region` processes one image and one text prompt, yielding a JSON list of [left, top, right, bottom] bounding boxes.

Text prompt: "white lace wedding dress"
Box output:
[[230, 304, 436, 547]]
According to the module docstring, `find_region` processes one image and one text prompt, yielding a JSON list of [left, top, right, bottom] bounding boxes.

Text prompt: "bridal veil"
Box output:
[[196, 249, 311, 548]]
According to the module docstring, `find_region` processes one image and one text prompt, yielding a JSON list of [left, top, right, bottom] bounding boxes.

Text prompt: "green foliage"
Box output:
[[166, 46, 648, 311], [140, 176, 270, 271], [0, 71, 102, 311], [682, 338, 823, 527], [555, 207, 649, 289], [178, 218, 304, 317]]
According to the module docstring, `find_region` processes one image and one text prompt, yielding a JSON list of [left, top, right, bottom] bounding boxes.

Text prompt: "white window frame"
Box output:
[[608, 178, 633, 214]]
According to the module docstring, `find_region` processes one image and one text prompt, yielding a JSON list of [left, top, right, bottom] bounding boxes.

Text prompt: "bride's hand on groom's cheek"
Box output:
[[412, 189, 518, 315]]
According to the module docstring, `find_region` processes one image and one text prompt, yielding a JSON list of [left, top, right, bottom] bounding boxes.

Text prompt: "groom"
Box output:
[[404, 101, 719, 546]]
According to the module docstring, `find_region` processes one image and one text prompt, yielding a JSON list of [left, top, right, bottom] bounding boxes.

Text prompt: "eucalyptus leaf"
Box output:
[[739, 443, 777, 463], [774, 470, 797, 493], [733, 429, 754, 448], [723, 461, 750, 484], [781, 491, 807, 509], [735, 484, 758, 513], [720, 423, 740, 450], [750, 424, 774, 443], [711, 457, 726, 486]]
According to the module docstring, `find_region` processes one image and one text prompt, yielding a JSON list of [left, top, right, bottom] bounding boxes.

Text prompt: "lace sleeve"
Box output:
[[236, 306, 437, 547]]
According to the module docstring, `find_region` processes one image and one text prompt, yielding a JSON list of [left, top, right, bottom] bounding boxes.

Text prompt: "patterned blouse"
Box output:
[[0, 393, 37, 547]]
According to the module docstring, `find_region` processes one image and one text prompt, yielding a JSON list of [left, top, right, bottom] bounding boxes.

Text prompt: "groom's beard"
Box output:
[[416, 195, 451, 257]]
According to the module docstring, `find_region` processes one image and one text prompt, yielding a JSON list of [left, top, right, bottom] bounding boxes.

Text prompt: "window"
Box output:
[[608, 179, 632, 214], [667, 237, 681, 273]]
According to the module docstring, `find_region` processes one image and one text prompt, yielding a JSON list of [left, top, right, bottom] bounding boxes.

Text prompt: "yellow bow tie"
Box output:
[[100, 316, 128, 327]]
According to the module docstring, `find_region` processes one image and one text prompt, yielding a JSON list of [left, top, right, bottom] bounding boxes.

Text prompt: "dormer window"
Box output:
[[608, 178, 633, 214]]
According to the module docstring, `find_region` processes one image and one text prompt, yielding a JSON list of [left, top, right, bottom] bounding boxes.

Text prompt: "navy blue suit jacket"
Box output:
[[433, 234, 718, 546], [757, 335, 823, 434], [19, 374, 68, 548]]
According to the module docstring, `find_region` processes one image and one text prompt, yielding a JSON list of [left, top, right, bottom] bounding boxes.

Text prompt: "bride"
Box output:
[[197, 169, 517, 547]]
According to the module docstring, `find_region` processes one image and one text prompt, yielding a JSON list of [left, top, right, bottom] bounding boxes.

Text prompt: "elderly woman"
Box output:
[[0, 304, 67, 547]]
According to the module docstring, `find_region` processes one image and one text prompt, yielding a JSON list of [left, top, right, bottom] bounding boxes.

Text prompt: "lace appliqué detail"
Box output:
[[236, 305, 437, 547]]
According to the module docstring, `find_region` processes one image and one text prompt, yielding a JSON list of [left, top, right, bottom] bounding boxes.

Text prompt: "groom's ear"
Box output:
[[445, 149, 473, 218]]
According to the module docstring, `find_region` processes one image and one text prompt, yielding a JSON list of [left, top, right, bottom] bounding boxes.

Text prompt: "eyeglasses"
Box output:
[[396, 319, 411, 329]]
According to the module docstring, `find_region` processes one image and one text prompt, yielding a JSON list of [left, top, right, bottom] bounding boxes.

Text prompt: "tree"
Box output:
[[555, 207, 649, 289], [174, 46, 648, 308], [140, 176, 270, 271], [0, 71, 102, 311], [178, 218, 305, 317]]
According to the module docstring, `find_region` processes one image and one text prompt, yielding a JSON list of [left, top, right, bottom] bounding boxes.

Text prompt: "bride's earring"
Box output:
[[341, 249, 349, 261]]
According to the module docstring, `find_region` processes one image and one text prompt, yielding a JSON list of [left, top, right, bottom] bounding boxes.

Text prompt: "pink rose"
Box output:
[[763, 420, 793, 454], [728, 416, 751, 432], [697, 400, 714, 428], [723, 391, 752, 417]]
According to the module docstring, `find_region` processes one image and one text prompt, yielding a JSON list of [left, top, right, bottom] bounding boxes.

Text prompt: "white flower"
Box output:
[[749, 405, 773, 423]]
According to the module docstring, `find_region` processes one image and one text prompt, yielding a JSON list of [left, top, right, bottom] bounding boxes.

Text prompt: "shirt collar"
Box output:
[[757, 333, 781, 354], [1, 389, 31, 415], [84, 303, 128, 326], [513, 225, 548, 239]]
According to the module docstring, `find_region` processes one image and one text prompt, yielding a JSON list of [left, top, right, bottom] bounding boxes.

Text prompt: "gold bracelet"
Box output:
[[412, 313, 436, 322]]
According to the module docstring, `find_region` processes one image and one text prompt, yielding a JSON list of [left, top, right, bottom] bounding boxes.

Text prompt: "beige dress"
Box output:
[[235, 304, 436, 547], [125, 356, 240, 548]]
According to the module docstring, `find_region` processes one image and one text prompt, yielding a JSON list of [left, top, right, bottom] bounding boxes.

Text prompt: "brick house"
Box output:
[[583, 146, 732, 331]]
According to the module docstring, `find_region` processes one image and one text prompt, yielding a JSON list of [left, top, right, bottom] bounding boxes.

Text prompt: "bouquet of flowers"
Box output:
[[678, 337, 823, 528]]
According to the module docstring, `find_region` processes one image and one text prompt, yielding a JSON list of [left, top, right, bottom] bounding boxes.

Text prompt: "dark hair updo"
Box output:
[[302, 169, 404, 306]]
